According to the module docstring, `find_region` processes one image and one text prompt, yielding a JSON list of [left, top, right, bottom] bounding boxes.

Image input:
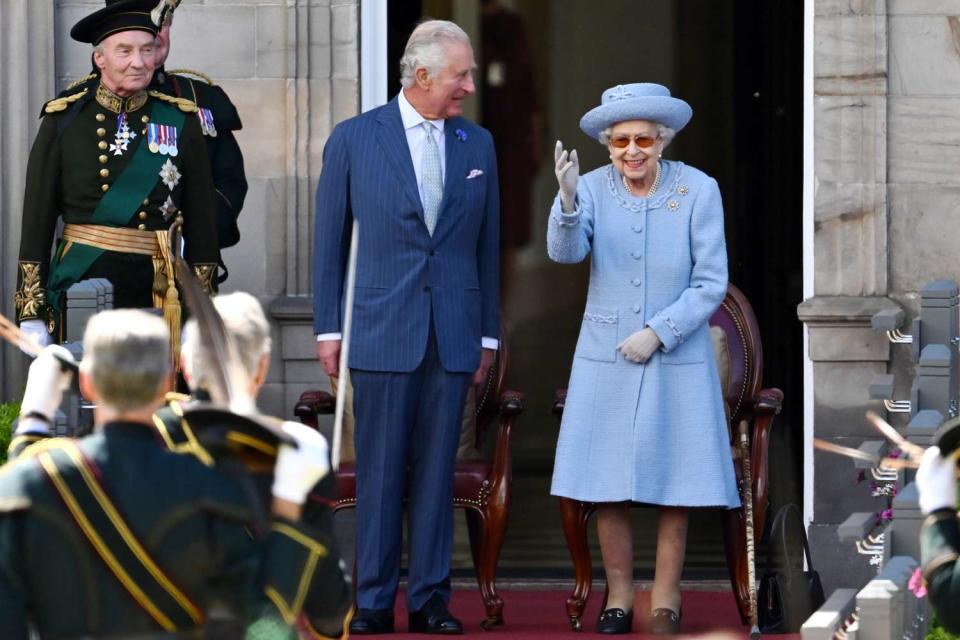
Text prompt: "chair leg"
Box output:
[[466, 508, 505, 630], [559, 497, 593, 631], [721, 506, 750, 625]]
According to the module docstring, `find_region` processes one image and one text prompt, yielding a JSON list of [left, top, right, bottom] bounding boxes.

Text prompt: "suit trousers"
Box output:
[[350, 325, 472, 612]]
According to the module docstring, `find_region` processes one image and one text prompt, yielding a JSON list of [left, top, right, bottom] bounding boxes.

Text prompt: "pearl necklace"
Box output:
[[622, 161, 661, 198]]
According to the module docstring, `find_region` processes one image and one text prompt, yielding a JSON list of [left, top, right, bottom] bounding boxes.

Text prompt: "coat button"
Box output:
[[99, 168, 109, 178], [137, 224, 146, 230], [631, 250, 641, 259], [96, 128, 106, 137], [95, 113, 106, 122], [99, 155, 108, 164], [142, 115, 150, 124], [99, 141, 108, 150], [143, 198, 150, 206], [139, 211, 148, 220], [632, 304, 641, 313], [631, 278, 641, 286], [101, 184, 109, 192]]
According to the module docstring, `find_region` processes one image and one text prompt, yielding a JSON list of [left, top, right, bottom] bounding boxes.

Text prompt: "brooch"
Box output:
[[159, 158, 182, 190], [678, 185, 689, 196], [667, 200, 680, 212], [455, 128, 467, 142]]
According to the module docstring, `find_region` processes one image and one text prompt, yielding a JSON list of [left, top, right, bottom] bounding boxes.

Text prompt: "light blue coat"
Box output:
[[549, 160, 740, 508]]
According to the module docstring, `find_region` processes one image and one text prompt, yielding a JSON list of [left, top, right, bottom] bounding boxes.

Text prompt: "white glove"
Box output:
[[20, 319, 51, 353], [618, 327, 662, 364], [554, 140, 579, 213], [20, 344, 76, 423], [916, 446, 958, 515], [271, 421, 331, 506]]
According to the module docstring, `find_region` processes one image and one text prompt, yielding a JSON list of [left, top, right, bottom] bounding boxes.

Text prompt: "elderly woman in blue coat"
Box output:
[[549, 83, 740, 635]]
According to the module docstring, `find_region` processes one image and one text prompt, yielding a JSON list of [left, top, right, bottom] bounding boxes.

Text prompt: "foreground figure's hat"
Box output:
[[70, 0, 167, 44], [580, 83, 693, 139]]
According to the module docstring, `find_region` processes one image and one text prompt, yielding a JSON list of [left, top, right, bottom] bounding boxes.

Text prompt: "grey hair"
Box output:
[[181, 292, 272, 388], [599, 123, 676, 149], [399, 19, 471, 89], [81, 310, 170, 411]]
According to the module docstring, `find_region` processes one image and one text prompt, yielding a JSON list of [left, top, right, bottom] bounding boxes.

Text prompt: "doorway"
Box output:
[[381, 0, 804, 580]]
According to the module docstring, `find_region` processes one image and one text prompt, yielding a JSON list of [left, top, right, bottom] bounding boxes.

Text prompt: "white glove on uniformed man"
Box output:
[[19, 319, 51, 353], [618, 327, 662, 364], [19, 344, 75, 428], [271, 421, 332, 505], [554, 140, 579, 213], [916, 445, 958, 515]]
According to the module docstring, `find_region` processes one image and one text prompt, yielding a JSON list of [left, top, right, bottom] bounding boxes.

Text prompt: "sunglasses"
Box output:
[[609, 134, 659, 149]]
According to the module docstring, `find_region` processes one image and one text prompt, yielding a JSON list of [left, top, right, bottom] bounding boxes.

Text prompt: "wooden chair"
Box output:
[[294, 332, 523, 631], [553, 284, 783, 630]]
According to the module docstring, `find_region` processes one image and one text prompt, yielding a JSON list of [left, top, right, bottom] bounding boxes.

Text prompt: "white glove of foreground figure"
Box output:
[[916, 445, 958, 515], [271, 421, 331, 505], [20, 344, 76, 424], [19, 319, 51, 353], [554, 140, 579, 213], [618, 328, 662, 364]]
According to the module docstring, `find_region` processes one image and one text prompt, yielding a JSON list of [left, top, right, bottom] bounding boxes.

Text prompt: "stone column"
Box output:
[[0, 1, 56, 401], [800, 0, 895, 595]]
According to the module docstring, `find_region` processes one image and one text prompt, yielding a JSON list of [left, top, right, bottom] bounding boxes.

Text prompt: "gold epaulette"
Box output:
[[148, 90, 198, 113], [44, 88, 89, 114], [164, 391, 191, 403], [167, 68, 215, 86], [65, 73, 97, 91], [17, 436, 71, 459]]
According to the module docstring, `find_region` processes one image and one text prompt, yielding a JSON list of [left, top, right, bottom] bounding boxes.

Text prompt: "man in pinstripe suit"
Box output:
[[313, 20, 500, 635]]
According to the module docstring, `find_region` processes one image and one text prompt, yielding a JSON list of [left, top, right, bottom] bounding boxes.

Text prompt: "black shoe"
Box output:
[[408, 593, 463, 634], [648, 607, 682, 635], [597, 607, 633, 634], [349, 608, 395, 635]]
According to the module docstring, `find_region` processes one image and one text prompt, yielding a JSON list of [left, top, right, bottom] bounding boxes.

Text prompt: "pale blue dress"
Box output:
[[549, 160, 740, 508]]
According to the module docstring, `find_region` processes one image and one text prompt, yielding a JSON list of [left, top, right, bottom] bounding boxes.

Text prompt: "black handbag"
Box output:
[[757, 503, 826, 633]]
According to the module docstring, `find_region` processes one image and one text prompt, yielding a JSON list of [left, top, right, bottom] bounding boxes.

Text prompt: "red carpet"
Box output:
[[384, 589, 802, 638]]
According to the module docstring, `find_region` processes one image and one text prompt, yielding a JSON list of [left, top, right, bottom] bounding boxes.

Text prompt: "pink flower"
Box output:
[[908, 567, 928, 598]]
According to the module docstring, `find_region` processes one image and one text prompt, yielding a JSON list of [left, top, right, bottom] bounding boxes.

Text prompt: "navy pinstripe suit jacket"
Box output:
[[313, 97, 500, 373]]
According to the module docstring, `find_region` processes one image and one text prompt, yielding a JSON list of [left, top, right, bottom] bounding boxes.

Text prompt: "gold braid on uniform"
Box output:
[[44, 88, 89, 114], [95, 83, 147, 114], [166, 68, 215, 86], [192, 264, 217, 295], [65, 73, 97, 91], [14, 262, 46, 323], [148, 90, 198, 113]]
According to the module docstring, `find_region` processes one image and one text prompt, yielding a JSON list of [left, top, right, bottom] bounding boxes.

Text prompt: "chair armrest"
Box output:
[[753, 387, 783, 416], [489, 390, 525, 494], [553, 388, 567, 420], [294, 389, 335, 429], [499, 389, 524, 417]]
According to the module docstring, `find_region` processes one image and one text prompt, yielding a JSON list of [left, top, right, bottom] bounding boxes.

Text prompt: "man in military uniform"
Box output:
[[15, 0, 219, 347], [0, 309, 350, 638], [916, 442, 960, 633], [153, 2, 248, 262]]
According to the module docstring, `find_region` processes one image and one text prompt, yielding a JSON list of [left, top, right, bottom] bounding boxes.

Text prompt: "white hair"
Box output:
[[181, 292, 272, 388], [599, 123, 676, 149], [81, 310, 170, 411], [399, 20, 471, 88]]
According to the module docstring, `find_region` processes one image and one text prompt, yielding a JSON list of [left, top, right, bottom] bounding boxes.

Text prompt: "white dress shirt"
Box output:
[[318, 89, 498, 350]]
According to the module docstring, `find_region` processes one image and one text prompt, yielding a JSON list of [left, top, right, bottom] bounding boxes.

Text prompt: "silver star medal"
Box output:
[[109, 113, 136, 156], [159, 196, 178, 221], [159, 158, 182, 190]]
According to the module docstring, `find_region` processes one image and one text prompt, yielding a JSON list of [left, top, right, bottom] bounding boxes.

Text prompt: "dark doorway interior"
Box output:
[[384, 0, 804, 580]]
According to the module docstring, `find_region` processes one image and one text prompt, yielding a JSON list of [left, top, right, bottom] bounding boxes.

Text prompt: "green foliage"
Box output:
[[929, 616, 960, 640], [0, 402, 18, 465]]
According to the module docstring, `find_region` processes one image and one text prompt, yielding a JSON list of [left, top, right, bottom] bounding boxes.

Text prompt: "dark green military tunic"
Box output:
[[154, 67, 248, 251], [922, 508, 960, 632], [0, 421, 347, 639], [15, 81, 219, 328]]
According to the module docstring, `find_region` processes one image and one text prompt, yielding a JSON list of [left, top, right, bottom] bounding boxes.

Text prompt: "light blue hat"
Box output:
[[579, 83, 692, 139]]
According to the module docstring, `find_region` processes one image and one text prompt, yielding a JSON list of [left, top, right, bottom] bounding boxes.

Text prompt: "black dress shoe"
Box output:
[[349, 608, 395, 635], [408, 593, 463, 634], [597, 607, 633, 634]]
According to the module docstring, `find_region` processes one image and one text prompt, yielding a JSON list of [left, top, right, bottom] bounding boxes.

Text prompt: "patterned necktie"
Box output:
[[420, 121, 443, 236]]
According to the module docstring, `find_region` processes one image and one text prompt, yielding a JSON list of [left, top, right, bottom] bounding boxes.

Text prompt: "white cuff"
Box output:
[[481, 337, 499, 350], [316, 332, 342, 342]]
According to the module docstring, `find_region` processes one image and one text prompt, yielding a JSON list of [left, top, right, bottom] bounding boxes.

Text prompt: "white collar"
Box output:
[[398, 89, 444, 133]]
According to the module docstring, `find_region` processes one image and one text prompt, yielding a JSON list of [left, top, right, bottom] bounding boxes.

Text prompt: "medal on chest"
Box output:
[[109, 112, 136, 156], [147, 123, 180, 157]]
